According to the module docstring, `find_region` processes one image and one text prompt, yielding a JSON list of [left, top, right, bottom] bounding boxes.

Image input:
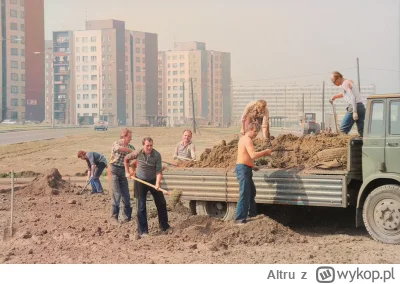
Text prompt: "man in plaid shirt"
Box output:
[[110, 128, 135, 224]]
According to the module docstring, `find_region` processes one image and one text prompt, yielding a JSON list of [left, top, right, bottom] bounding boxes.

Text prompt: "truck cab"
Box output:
[[356, 94, 400, 244]]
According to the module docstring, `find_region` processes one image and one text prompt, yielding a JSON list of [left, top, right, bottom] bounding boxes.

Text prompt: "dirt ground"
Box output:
[[0, 127, 399, 264]]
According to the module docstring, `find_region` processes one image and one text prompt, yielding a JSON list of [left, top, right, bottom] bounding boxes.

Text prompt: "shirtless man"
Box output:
[[235, 122, 274, 225]]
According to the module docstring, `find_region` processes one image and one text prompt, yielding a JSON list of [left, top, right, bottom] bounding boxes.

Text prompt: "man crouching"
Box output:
[[235, 122, 274, 225]]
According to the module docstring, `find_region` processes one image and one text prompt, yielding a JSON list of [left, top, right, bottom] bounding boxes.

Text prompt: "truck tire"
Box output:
[[363, 184, 400, 244], [196, 201, 236, 221]]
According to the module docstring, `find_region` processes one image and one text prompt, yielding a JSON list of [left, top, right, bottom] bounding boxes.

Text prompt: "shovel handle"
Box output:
[[130, 176, 170, 195]]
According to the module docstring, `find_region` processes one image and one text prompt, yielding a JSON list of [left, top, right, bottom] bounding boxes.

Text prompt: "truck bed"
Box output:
[[161, 138, 363, 208]]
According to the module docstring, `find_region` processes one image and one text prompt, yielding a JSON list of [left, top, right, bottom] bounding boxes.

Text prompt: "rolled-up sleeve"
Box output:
[[112, 141, 122, 153]]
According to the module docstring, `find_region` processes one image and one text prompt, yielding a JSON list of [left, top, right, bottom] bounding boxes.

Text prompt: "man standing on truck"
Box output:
[[240, 100, 270, 140], [329, 71, 366, 137], [235, 122, 274, 225], [173, 129, 196, 161]]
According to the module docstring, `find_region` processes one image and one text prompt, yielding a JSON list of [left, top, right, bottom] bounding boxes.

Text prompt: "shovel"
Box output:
[[331, 101, 340, 133], [129, 176, 171, 196], [79, 179, 91, 195]]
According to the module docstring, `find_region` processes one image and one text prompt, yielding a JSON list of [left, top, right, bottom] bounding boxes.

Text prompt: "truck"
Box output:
[[161, 94, 400, 244]]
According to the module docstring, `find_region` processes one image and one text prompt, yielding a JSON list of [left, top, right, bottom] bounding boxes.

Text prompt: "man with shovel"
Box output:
[[124, 137, 170, 237], [235, 122, 274, 225], [329, 71, 366, 137]]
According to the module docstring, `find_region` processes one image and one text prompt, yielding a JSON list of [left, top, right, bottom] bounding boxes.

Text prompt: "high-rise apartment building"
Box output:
[[0, 0, 44, 122], [25, 0, 44, 121], [159, 42, 231, 127], [44, 40, 53, 122], [50, 20, 158, 126], [125, 30, 158, 126]]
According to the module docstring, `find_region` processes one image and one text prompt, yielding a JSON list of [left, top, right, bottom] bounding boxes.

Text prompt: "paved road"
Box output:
[[0, 128, 90, 145]]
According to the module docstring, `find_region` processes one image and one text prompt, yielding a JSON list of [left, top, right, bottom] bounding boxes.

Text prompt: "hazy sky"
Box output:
[[45, 0, 400, 93]]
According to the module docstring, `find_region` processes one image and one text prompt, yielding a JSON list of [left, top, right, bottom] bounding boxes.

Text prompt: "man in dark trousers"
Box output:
[[124, 137, 170, 237]]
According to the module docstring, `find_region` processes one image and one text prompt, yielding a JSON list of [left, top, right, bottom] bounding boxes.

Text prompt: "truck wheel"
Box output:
[[363, 184, 400, 244], [196, 201, 236, 221]]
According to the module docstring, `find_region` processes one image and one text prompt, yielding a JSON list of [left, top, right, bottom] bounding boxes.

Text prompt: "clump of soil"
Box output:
[[183, 134, 355, 170], [19, 168, 69, 196]]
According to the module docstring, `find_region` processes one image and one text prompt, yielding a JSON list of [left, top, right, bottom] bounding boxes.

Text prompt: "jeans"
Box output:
[[110, 165, 131, 221], [135, 178, 169, 235], [235, 164, 257, 221], [90, 162, 106, 193], [340, 103, 366, 137]]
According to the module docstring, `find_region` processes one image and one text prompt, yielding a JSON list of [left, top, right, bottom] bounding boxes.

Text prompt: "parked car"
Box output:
[[94, 120, 108, 131], [1, 119, 18, 124]]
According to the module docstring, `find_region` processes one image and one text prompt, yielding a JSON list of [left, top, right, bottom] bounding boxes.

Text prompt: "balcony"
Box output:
[[54, 70, 69, 75]]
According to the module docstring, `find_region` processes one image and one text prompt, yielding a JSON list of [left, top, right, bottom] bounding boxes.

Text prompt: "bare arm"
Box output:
[[343, 81, 357, 113], [155, 172, 163, 189], [330, 93, 344, 103], [245, 138, 273, 159]]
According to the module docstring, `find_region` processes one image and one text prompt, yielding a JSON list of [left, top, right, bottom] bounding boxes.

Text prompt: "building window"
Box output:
[[82, 66, 88, 72], [10, 73, 18, 81], [76, 66, 80, 72], [135, 48, 140, 53], [91, 75, 97, 80], [21, 62, 25, 69], [83, 104, 89, 108], [108, 103, 112, 108], [21, 74, 25, 81], [83, 75, 89, 80], [21, 49, 24, 56], [19, 11, 24, 18], [77, 94, 81, 99], [83, 94, 89, 99], [76, 47, 80, 53], [91, 46, 96, 52], [136, 76, 141, 82], [108, 84, 112, 90], [10, 9, 17, 17], [20, 0, 24, 6], [135, 38, 141, 44], [90, 36, 96, 42], [91, 56, 97, 62], [83, 56, 89, 62], [107, 46, 111, 52], [82, 37, 88, 43], [108, 94, 112, 99], [82, 46, 88, 53], [92, 103, 97, 108], [77, 104, 81, 108], [21, 99, 25, 106], [91, 94, 97, 99], [11, 86, 18, 93], [91, 65, 97, 71], [91, 84, 97, 90], [10, 112, 18, 119], [11, 61, 18, 68], [11, 99, 18, 106], [20, 24, 24, 31], [10, 0, 17, 4], [83, 84, 89, 90]]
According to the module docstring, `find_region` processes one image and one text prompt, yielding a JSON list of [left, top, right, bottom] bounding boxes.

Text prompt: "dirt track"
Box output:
[[0, 127, 399, 263]]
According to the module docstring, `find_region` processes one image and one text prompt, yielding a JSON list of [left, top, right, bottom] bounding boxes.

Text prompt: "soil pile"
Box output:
[[162, 214, 306, 251], [183, 134, 355, 170], [19, 168, 69, 196]]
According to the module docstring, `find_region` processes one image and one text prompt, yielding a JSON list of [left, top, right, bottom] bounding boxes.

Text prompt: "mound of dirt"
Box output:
[[167, 214, 306, 251], [19, 168, 69, 196], [183, 133, 355, 170]]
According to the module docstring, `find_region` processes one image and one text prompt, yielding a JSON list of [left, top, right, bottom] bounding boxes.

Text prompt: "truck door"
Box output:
[[363, 99, 386, 179], [385, 99, 400, 173]]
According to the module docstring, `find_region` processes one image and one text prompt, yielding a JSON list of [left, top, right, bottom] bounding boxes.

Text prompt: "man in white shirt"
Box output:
[[329, 71, 366, 137]]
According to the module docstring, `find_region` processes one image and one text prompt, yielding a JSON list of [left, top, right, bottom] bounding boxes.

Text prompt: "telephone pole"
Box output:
[[357, 57, 361, 92], [190, 78, 196, 134], [182, 81, 185, 122]]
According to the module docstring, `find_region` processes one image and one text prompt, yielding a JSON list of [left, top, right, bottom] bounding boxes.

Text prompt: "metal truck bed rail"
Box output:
[[161, 168, 348, 208]]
